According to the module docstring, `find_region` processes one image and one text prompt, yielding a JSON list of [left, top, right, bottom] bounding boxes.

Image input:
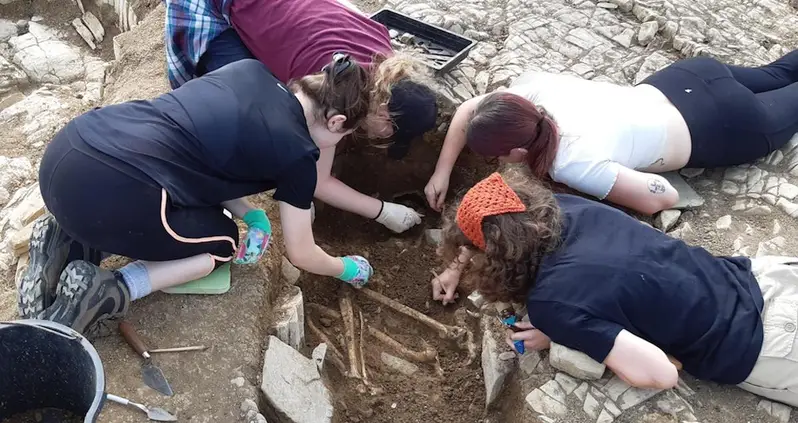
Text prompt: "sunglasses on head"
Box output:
[[322, 52, 353, 77]]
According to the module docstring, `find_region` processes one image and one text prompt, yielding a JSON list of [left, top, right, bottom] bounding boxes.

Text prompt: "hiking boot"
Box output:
[[45, 260, 130, 338], [17, 214, 73, 319]]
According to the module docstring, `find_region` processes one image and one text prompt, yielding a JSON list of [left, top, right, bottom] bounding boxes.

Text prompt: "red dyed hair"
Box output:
[[466, 92, 560, 179]]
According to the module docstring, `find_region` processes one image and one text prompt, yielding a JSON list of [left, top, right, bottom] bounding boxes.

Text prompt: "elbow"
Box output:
[[622, 362, 679, 390], [637, 190, 679, 216]]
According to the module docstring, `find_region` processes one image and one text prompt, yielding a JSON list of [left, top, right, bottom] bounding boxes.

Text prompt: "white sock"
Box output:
[[118, 261, 152, 301]]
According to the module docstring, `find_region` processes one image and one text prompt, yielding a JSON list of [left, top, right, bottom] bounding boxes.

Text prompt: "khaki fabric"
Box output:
[[740, 256, 798, 407]]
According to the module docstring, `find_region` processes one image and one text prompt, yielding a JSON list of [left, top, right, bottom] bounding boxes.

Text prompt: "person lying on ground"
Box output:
[[434, 168, 798, 406], [16, 55, 373, 336], [425, 50, 798, 216], [165, 0, 439, 233]]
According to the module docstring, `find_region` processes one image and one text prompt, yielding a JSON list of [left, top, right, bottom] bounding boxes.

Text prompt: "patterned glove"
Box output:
[[234, 209, 272, 265], [337, 255, 373, 288]]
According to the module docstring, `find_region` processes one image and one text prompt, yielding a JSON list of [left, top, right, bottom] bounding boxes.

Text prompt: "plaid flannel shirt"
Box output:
[[165, 0, 233, 89]]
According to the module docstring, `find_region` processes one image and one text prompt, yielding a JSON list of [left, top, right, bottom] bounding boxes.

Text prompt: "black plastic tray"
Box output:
[[370, 8, 476, 75]]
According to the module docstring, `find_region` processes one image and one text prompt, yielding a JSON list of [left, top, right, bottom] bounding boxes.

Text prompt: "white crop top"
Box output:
[[507, 71, 670, 199]]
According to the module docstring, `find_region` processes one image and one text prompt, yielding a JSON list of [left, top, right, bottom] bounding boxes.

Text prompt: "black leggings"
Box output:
[[39, 126, 238, 264], [641, 50, 798, 168]]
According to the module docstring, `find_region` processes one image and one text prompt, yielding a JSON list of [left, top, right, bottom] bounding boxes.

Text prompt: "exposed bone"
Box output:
[[455, 308, 478, 366], [359, 311, 369, 384], [307, 318, 347, 375], [308, 303, 438, 363], [340, 289, 362, 378], [357, 288, 466, 340]]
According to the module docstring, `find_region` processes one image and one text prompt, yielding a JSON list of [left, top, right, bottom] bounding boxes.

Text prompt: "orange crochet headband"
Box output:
[[456, 172, 527, 250]]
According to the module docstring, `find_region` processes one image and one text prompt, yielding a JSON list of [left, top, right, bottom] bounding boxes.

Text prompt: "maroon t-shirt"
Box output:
[[229, 0, 392, 83]]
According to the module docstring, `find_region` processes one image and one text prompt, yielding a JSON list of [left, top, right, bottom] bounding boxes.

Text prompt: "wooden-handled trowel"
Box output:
[[119, 321, 174, 396]]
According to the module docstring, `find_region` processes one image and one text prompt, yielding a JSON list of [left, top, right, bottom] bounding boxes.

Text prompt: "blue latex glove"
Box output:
[[337, 255, 373, 288], [502, 314, 526, 355], [234, 209, 272, 265]]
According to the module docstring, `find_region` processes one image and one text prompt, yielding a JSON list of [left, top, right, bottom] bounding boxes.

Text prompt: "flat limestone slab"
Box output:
[[662, 171, 705, 209]]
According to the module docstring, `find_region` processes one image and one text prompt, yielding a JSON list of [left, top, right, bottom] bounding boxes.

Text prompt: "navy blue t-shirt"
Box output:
[[527, 195, 764, 384], [71, 59, 319, 209]]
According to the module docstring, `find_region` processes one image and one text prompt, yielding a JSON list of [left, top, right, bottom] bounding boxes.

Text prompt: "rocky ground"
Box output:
[[1, 0, 798, 421]]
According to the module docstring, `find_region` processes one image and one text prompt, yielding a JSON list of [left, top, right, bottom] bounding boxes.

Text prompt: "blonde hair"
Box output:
[[370, 52, 434, 110]]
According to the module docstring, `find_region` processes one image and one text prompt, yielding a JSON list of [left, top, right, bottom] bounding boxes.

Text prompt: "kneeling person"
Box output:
[[18, 56, 373, 336], [438, 169, 798, 406]]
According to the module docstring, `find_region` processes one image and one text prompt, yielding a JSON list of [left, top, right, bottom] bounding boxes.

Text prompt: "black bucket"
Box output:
[[0, 320, 105, 422]]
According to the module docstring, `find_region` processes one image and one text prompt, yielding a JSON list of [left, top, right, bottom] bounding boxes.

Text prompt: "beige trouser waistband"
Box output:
[[740, 256, 798, 407]]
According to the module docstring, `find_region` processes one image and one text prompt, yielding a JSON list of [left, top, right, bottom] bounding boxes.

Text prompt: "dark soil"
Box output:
[[299, 133, 497, 423]]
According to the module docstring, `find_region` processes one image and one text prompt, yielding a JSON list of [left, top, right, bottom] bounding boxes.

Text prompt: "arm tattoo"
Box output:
[[647, 178, 666, 194]]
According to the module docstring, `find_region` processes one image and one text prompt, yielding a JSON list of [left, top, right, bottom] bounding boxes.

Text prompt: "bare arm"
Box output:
[[279, 201, 345, 277], [605, 167, 679, 215], [314, 146, 383, 219], [425, 95, 486, 211], [221, 197, 257, 219], [604, 330, 679, 389]]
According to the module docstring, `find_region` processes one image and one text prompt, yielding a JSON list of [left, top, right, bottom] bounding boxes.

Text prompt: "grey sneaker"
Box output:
[[45, 260, 130, 338], [17, 214, 73, 319]]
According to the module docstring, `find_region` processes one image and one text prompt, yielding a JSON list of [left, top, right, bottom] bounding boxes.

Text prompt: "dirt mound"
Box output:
[[102, 3, 169, 105]]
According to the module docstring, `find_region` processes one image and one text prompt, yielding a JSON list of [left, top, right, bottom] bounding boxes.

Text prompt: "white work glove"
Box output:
[[375, 201, 422, 233]]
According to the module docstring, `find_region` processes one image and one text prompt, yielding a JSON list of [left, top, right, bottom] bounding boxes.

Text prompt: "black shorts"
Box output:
[[39, 125, 239, 264]]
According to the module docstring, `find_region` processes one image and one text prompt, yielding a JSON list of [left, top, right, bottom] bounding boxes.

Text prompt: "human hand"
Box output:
[[375, 202, 423, 233], [506, 321, 551, 353], [234, 209, 272, 264], [424, 172, 450, 212], [431, 268, 461, 305], [337, 255, 373, 288]]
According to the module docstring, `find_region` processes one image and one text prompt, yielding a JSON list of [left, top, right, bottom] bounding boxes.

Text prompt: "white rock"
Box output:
[[779, 183, 798, 200], [482, 324, 516, 407], [81, 12, 105, 43], [618, 386, 662, 410], [773, 220, 781, 235], [656, 390, 696, 421], [0, 19, 17, 42], [716, 215, 732, 230], [554, 373, 579, 395], [667, 222, 693, 240], [549, 342, 606, 380], [540, 379, 567, 404], [312, 343, 327, 372], [261, 336, 333, 423], [381, 352, 419, 376], [634, 52, 672, 85], [468, 291, 485, 309], [654, 209, 681, 232], [9, 23, 87, 84], [744, 205, 772, 216], [583, 392, 601, 418], [0, 56, 28, 97], [679, 168, 704, 178], [612, 28, 635, 48], [597, 409, 614, 423], [602, 375, 631, 401], [776, 198, 798, 217], [424, 228, 442, 246], [573, 382, 589, 401], [71, 18, 96, 50], [525, 388, 568, 417], [724, 167, 748, 183], [0, 86, 83, 146], [281, 256, 300, 284], [519, 350, 542, 375], [637, 21, 659, 45], [231, 376, 245, 387], [271, 286, 305, 351], [770, 401, 792, 423], [721, 181, 739, 195]]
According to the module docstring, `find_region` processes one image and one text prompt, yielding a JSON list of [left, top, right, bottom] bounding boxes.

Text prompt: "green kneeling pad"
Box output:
[[162, 263, 231, 295]]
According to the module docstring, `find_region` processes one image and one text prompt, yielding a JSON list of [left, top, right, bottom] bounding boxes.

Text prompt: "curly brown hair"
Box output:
[[439, 167, 563, 303]]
